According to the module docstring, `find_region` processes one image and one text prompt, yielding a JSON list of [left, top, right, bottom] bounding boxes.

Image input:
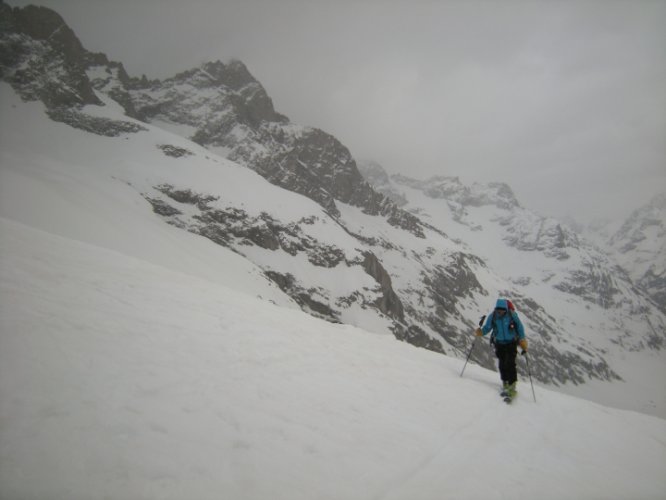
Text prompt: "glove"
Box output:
[[475, 327, 483, 337], [519, 339, 528, 352]]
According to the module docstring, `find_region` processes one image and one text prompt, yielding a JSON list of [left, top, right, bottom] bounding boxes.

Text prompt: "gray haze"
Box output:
[[10, 0, 666, 223]]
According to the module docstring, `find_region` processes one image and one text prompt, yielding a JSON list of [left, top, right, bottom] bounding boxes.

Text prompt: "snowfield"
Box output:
[[1, 74, 665, 499], [380, 173, 666, 418], [2, 218, 666, 500]]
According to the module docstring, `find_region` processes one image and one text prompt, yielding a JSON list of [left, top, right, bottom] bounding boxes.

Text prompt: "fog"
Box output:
[[9, 0, 666, 223]]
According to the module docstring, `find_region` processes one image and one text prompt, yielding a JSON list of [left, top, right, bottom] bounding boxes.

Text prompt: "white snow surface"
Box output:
[[2, 216, 666, 500], [1, 83, 666, 499], [390, 178, 666, 418], [0, 83, 295, 307]]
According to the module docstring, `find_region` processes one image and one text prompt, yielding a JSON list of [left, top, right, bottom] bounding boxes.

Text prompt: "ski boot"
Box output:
[[503, 382, 517, 403]]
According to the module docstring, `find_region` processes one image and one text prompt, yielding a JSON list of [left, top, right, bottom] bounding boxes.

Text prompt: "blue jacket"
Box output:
[[480, 298, 526, 344]]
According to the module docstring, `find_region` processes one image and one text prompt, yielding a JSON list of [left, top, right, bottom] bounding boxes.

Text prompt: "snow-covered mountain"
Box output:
[[607, 194, 666, 313], [567, 196, 666, 315], [1, 2, 665, 420], [4, 216, 666, 500], [358, 164, 666, 413]]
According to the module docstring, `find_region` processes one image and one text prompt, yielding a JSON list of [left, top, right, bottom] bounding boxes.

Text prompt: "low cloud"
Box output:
[[10, 0, 665, 222]]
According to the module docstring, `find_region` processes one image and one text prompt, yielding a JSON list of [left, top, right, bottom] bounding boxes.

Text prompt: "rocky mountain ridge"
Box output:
[[360, 164, 665, 349], [0, 2, 420, 235], [558, 194, 665, 315], [1, 2, 665, 404], [607, 193, 666, 313], [103, 56, 425, 237]]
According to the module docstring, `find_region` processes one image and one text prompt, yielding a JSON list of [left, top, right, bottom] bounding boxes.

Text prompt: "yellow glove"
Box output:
[[475, 327, 483, 337], [519, 339, 528, 352]]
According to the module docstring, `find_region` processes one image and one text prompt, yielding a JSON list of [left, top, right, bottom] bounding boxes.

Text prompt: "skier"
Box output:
[[475, 298, 528, 400]]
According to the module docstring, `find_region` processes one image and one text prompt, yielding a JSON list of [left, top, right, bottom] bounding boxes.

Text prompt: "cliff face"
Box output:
[[0, 3, 101, 107], [123, 59, 426, 236]]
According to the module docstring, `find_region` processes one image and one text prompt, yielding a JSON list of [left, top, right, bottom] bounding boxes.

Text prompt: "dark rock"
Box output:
[[47, 108, 147, 136], [0, 4, 101, 107], [392, 324, 446, 354], [158, 144, 194, 158], [157, 185, 218, 207], [145, 198, 182, 217], [424, 253, 486, 317], [362, 252, 405, 321], [640, 268, 666, 314], [264, 271, 340, 322], [554, 261, 622, 309]]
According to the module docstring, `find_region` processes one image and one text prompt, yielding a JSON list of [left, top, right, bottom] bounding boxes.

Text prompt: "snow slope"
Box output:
[[371, 173, 666, 417], [2, 216, 665, 500], [0, 80, 664, 500], [4, 33, 665, 410], [0, 82, 403, 338], [0, 82, 296, 307]]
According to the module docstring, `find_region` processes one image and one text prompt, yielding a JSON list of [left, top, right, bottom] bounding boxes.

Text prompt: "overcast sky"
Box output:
[[11, 0, 666, 223]]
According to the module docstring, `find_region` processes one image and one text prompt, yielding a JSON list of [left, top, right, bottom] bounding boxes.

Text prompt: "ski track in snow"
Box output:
[[372, 401, 492, 500]]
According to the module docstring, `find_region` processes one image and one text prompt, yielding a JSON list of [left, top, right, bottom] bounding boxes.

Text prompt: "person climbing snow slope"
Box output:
[[475, 298, 528, 401]]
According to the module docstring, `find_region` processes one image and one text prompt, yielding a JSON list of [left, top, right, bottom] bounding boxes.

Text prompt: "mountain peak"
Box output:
[[387, 174, 520, 211], [198, 59, 258, 91], [611, 192, 666, 249], [357, 160, 390, 186], [4, 3, 86, 62], [606, 192, 666, 312], [475, 181, 521, 210], [0, 2, 101, 108], [646, 192, 666, 210]]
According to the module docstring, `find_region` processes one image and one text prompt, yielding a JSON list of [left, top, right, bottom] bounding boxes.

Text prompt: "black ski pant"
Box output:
[[495, 340, 518, 385]]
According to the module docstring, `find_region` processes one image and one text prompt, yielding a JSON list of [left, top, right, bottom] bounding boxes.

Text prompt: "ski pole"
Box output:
[[522, 351, 537, 402], [460, 338, 476, 378], [460, 314, 486, 377]]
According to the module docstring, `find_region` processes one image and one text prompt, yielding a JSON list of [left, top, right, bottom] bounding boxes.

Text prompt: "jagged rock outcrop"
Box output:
[[392, 174, 521, 210], [357, 160, 408, 206], [497, 214, 579, 260], [85, 51, 139, 118], [103, 56, 423, 236], [1, 1, 425, 238], [47, 107, 146, 136], [264, 271, 341, 322], [363, 162, 666, 373], [0, 2, 100, 108], [362, 251, 405, 321], [608, 193, 666, 313], [132, 60, 285, 129]]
